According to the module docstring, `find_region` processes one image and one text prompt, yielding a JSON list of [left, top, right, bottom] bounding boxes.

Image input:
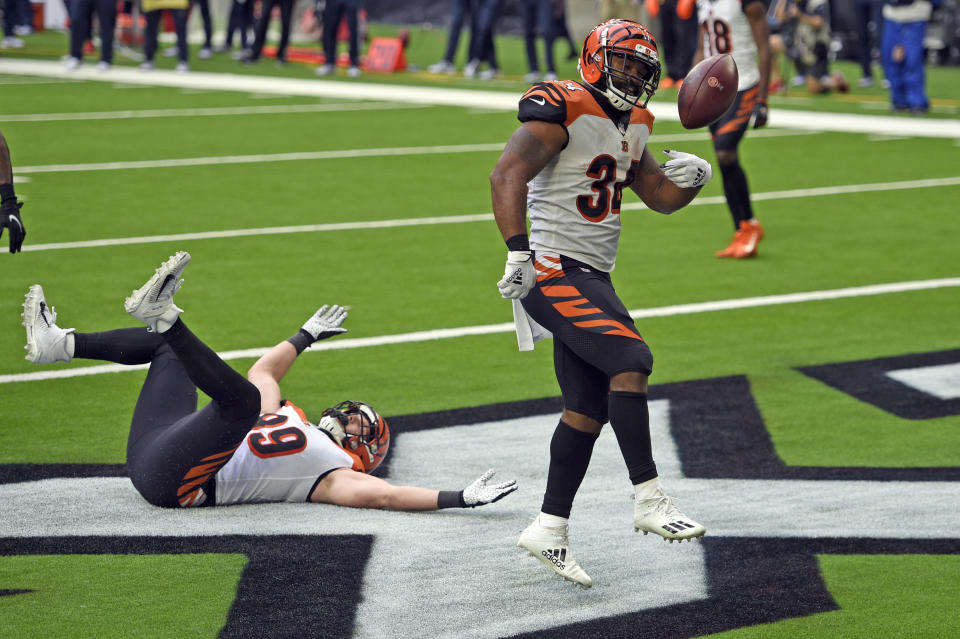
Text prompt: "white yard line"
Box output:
[[15, 143, 507, 173], [14, 129, 818, 174], [0, 101, 425, 122], [5, 175, 958, 254], [3, 277, 958, 385], [2, 58, 959, 138]]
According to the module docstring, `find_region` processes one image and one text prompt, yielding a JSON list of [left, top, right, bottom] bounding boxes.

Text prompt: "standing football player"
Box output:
[[490, 19, 711, 588], [21, 252, 518, 511], [694, 0, 772, 258]]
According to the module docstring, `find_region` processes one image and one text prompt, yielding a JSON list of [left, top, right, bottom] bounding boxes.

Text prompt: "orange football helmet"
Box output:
[[322, 400, 390, 473], [579, 19, 661, 111]]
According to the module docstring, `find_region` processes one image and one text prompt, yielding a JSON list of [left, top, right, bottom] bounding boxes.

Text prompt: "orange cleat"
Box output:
[[659, 76, 675, 89], [716, 220, 764, 258]]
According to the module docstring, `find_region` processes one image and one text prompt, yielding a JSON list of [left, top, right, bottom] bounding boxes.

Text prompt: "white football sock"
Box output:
[[634, 477, 662, 501], [538, 512, 569, 528]]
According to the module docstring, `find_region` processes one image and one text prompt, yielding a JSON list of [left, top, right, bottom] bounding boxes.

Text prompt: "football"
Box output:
[[677, 54, 739, 129]]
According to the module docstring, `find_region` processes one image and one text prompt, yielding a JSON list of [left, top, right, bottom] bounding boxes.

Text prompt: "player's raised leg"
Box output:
[[633, 477, 706, 541], [22, 285, 75, 364], [122, 251, 260, 508], [124, 250, 191, 333], [518, 514, 593, 588]]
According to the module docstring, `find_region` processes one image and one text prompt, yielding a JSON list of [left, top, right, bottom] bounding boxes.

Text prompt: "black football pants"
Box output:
[[73, 321, 260, 507]]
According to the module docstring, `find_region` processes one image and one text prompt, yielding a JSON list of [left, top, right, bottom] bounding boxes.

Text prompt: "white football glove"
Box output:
[[301, 304, 347, 341], [462, 469, 518, 507], [317, 414, 347, 446], [660, 149, 713, 189], [497, 251, 537, 300]]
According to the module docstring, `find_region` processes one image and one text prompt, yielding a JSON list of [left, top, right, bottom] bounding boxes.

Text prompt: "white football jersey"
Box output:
[[214, 402, 359, 505], [695, 0, 764, 90], [519, 80, 654, 273]]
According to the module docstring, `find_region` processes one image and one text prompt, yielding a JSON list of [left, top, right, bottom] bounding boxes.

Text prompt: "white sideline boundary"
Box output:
[[3, 277, 958, 385], [3, 59, 960, 138]]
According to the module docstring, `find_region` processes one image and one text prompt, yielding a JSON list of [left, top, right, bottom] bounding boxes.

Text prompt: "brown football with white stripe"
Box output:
[[677, 54, 739, 129]]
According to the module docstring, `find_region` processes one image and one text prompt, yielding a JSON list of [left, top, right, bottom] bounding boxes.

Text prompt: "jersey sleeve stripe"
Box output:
[[522, 84, 563, 107]]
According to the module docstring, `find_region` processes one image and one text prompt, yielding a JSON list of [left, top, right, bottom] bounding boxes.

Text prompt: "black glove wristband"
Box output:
[[505, 234, 530, 252], [0, 183, 15, 204], [285, 329, 314, 355], [437, 490, 466, 509]]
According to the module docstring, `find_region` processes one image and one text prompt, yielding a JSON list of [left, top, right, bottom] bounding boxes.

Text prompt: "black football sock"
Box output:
[[73, 328, 165, 365], [160, 318, 260, 421], [608, 390, 658, 485], [541, 420, 599, 518], [719, 159, 754, 228]]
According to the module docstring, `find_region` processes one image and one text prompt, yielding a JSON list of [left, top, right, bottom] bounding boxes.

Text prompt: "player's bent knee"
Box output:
[[610, 370, 649, 393], [219, 381, 262, 424]]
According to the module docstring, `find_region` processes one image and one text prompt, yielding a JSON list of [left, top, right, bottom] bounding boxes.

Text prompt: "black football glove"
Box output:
[[750, 100, 769, 129], [0, 199, 25, 254]]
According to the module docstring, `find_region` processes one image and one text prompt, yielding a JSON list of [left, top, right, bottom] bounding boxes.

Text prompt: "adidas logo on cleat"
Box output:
[[662, 520, 696, 534], [541, 548, 567, 570]]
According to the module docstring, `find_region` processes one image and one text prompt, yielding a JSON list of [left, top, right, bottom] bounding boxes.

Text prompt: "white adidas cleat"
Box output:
[[634, 490, 706, 542], [124, 251, 191, 333], [22, 285, 75, 364], [517, 516, 593, 588]]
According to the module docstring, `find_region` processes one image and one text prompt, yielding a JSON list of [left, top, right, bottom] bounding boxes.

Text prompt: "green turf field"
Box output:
[[1, 22, 958, 639]]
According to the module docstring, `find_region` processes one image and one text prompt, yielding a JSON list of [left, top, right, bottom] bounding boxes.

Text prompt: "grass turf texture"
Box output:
[[703, 555, 960, 638], [0, 554, 245, 638], [1, 37, 959, 638]]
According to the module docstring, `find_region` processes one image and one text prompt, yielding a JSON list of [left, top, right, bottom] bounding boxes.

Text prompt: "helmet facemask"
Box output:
[[603, 47, 660, 110], [322, 400, 390, 473]]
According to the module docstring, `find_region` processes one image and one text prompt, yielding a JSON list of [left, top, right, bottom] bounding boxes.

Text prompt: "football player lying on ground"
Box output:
[[21, 251, 518, 511]]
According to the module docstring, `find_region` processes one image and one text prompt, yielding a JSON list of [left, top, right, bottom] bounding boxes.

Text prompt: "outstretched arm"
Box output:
[[312, 468, 518, 511], [629, 148, 711, 213], [247, 305, 348, 413], [490, 120, 566, 299], [0, 130, 26, 254], [0, 131, 12, 185], [746, 0, 772, 127], [490, 120, 566, 243]]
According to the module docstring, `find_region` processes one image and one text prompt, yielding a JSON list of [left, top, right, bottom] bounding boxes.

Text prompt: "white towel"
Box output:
[[512, 298, 552, 351]]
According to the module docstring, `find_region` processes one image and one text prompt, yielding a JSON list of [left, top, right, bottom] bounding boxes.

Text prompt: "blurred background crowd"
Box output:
[[2, 0, 957, 112]]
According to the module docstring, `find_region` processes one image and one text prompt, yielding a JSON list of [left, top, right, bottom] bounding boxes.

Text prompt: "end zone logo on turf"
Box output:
[[1, 351, 959, 638]]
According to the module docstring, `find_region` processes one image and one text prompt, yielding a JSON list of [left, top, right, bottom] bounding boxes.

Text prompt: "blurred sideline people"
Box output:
[[767, 0, 798, 93], [173, 0, 214, 59], [1, 129, 26, 254], [1, 0, 26, 48], [462, 0, 502, 79], [140, 0, 190, 72], [217, 0, 254, 58], [316, 0, 363, 77], [855, 0, 883, 86], [647, 0, 699, 88], [521, 0, 560, 82], [694, 0, 771, 258], [244, 0, 295, 65], [552, 1, 577, 61], [428, 0, 476, 74], [882, 0, 935, 113], [65, 0, 117, 70], [21, 252, 518, 512], [786, 0, 849, 94], [491, 19, 710, 587]]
